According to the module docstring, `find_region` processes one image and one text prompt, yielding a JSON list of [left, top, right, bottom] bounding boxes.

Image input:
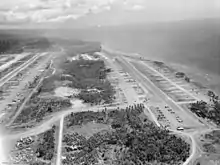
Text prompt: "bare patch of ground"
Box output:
[[70, 99, 87, 108], [3, 125, 57, 165], [66, 122, 110, 139], [194, 130, 220, 165], [54, 86, 80, 98]]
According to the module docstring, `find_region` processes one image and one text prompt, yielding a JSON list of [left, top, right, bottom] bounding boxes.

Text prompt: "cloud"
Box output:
[[47, 14, 81, 22], [0, 0, 220, 25], [131, 5, 145, 11], [0, 0, 115, 23], [28, 4, 52, 11]]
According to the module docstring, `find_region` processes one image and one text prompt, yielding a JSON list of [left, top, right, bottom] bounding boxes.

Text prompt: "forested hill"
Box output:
[[0, 31, 51, 54]]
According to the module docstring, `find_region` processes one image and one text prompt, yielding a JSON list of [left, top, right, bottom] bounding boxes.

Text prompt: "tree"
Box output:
[[185, 77, 190, 82], [208, 90, 215, 97], [48, 106, 52, 113]]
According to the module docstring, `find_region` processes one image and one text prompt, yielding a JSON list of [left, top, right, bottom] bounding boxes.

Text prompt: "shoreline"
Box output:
[[103, 46, 220, 96]]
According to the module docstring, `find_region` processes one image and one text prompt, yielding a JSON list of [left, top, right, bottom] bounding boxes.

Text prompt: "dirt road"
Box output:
[[56, 115, 64, 165], [170, 130, 198, 165], [5, 104, 128, 139]]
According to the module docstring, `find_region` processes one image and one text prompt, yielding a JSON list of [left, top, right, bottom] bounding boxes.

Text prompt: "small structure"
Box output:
[[175, 72, 185, 78], [176, 126, 184, 131]]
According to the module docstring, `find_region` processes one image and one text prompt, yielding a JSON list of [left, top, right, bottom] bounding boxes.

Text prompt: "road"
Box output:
[[56, 115, 64, 165], [5, 103, 129, 139], [183, 134, 196, 165], [170, 130, 197, 165], [144, 105, 160, 127], [51, 60, 56, 75]]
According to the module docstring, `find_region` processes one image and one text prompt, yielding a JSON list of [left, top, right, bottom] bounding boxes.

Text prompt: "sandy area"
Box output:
[[70, 99, 86, 108], [0, 56, 12, 62], [170, 63, 220, 95], [54, 87, 86, 108], [71, 54, 99, 61], [54, 87, 80, 98]]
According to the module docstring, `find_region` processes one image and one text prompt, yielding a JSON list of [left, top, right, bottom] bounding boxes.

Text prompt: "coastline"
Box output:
[[169, 62, 220, 96], [104, 46, 220, 96]]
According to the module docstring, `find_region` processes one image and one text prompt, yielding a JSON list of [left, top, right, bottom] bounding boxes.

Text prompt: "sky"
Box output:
[[0, 0, 220, 27]]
